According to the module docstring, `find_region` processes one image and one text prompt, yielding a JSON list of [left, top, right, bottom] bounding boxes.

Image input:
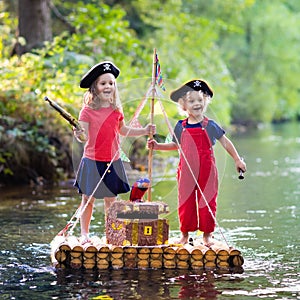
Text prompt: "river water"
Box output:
[[0, 122, 299, 299]]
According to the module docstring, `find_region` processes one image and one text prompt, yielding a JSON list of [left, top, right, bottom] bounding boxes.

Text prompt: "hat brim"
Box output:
[[170, 79, 213, 102], [80, 61, 120, 88]]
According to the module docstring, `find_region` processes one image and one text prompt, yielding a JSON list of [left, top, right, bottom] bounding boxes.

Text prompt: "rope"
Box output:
[[156, 93, 230, 247]]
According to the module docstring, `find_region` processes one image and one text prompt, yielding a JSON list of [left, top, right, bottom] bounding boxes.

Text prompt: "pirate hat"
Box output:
[[170, 79, 213, 102], [80, 61, 120, 88]]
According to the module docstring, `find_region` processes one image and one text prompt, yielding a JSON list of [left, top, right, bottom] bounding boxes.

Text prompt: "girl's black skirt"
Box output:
[[74, 157, 130, 198]]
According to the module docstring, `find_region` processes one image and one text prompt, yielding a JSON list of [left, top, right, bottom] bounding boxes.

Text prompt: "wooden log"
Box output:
[[216, 259, 230, 269], [97, 258, 110, 269], [83, 257, 96, 269], [97, 245, 110, 260], [67, 236, 83, 251], [124, 258, 137, 269], [176, 260, 190, 269], [83, 243, 97, 259], [111, 258, 124, 269], [54, 249, 67, 264], [50, 235, 66, 263], [163, 247, 177, 260], [204, 249, 217, 262], [54, 263, 66, 269], [190, 258, 204, 270], [137, 247, 150, 260], [204, 260, 216, 269], [229, 255, 244, 267], [163, 259, 176, 269], [209, 243, 230, 259], [70, 257, 82, 269], [124, 246, 138, 260], [184, 244, 204, 270], [176, 247, 190, 261], [216, 250, 230, 261], [229, 248, 241, 256], [110, 245, 123, 259], [137, 259, 149, 269], [150, 247, 163, 259], [150, 259, 162, 269]]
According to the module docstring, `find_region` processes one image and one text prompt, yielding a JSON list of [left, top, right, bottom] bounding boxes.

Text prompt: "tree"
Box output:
[[12, 0, 52, 55]]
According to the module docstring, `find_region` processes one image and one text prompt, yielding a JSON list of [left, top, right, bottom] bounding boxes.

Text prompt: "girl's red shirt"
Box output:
[[79, 106, 124, 161]]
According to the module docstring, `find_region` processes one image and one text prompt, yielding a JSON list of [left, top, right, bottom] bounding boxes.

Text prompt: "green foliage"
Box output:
[[1, 0, 300, 184], [219, 0, 300, 123]]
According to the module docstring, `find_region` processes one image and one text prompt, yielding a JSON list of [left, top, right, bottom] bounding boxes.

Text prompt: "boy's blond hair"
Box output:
[[177, 90, 211, 115]]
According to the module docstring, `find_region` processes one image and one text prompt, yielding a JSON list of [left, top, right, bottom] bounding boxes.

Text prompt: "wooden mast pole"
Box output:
[[147, 48, 157, 202]]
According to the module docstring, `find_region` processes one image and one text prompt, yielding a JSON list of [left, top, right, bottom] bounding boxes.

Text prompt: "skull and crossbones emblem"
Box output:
[[103, 63, 111, 72], [193, 80, 202, 88]]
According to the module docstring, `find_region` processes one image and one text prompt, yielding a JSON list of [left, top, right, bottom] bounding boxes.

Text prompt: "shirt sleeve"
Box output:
[[172, 120, 183, 144], [78, 106, 90, 122], [207, 120, 225, 145]]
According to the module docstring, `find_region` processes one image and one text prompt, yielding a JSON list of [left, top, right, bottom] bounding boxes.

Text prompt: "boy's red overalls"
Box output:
[[177, 118, 218, 234]]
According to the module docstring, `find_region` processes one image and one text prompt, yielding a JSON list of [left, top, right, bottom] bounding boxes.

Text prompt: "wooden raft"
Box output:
[[50, 235, 244, 271]]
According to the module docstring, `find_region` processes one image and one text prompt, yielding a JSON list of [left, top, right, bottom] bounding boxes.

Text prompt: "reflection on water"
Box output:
[[0, 122, 300, 299]]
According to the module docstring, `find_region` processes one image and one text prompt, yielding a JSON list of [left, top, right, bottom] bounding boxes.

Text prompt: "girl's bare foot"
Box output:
[[176, 232, 189, 244], [203, 232, 214, 247], [79, 234, 91, 245]]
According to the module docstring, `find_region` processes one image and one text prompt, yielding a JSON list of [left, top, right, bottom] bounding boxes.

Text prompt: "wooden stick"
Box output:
[[147, 48, 157, 202]]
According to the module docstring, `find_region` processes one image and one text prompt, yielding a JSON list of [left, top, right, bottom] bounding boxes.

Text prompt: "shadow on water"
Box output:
[[0, 122, 300, 299]]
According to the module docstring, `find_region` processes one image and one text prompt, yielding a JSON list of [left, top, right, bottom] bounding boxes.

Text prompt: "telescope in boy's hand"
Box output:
[[44, 96, 83, 131]]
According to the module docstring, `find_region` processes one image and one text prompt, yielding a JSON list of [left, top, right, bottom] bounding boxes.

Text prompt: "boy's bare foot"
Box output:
[[176, 232, 189, 244], [203, 232, 214, 247]]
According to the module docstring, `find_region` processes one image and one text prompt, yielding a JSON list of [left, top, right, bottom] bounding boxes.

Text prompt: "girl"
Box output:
[[148, 79, 246, 246], [74, 61, 155, 244]]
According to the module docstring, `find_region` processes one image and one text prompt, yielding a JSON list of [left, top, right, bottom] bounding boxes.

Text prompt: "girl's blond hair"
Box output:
[[83, 77, 122, 112]]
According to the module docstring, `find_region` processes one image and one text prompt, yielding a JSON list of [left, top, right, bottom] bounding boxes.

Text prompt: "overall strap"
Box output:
[[182, 117, 209, 129], [202, 116, 209, 129]]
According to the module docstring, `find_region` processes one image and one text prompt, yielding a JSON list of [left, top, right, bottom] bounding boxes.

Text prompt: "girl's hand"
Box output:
[[145, 124, 156, 136], [73, 127, 87, 142]]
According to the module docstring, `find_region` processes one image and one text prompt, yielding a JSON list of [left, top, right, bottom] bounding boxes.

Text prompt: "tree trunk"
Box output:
[[15, 0, 52, 55]]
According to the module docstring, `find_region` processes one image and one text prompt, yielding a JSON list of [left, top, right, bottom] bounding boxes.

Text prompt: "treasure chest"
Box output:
[[106, 200, 169, 246]]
